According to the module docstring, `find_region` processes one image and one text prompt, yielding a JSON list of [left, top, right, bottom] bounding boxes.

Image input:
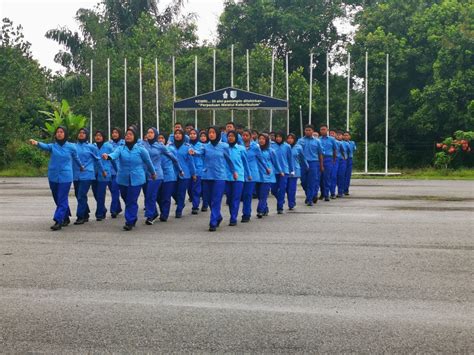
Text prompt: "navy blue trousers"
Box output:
[[119, 184, 142, 226], [242, 181, 256, 219], [226, 181, 244, 224], [49, 181, 71, 224], [158, 181, 176, 221], [203, 180, 226, 228]]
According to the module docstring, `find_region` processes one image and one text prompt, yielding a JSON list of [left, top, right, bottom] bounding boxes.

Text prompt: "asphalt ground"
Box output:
[[0, 177, 473, 353]]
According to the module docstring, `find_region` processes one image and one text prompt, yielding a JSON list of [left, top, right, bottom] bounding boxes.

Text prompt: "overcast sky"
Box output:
[[0, 0, 224, 72]]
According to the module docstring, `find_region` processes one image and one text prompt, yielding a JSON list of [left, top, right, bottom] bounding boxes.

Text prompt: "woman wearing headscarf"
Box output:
[[198, 130, 210, 211], [189, 126, 237, 231], [157, 133, 178, 222], [109, 127, 124, 217], [102, 127, 156, 231], [241, 129, 268, 222], [256, 133, 283, 219], [270, 131, 295, 214], [188, 128, 204, 215], [29, 126, 84, 230], [142, 127, 183, 225], [92, 130, 113, 220], [169, 128, 196, 218], [225, 130, 251, 226], [73, 128, 106, 225], [286, 133, 308, 210]]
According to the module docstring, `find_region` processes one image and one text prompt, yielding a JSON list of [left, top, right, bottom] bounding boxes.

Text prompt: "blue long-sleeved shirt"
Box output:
[[142, 140, 181, 180], [189, 140, 204, 176], [320, 135, 338, 158], [297, 136, 323, 162], [109, 139, 124, 175], [108, 144, 155, 186], [226, 144, 251, 182], [271, 142, 294, 175], [94, 142, 115, 182], [349, 140, 357, 158], [291, 144, 309, 178], [161, 146, 179, 183], [191, 142, 236, 181], [37, 142, 82, 183], [221, 132, 244, 145], [169, 143, 196, 179], [341, 140, 351, 160], [74, 142, 104, 181], [259, 148, 282, 183], [244, 141, 268, 183]]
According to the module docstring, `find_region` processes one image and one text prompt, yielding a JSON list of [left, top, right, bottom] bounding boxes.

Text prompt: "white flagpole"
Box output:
[[231, 44, 234, 122], [326, 52, 329, 127], [139, 56, 143, 139], [124, 58, 127, 130], [364, 51, 368, 174], [172, 56, 176, 126], [195, 55, 198, 129], [286, 52, 289, 135], [155, 57, 160, 131], [270, 49, 274, 131], [308, 53, 313, 124], [385, 53, 389, 175], [89, 59, 93, 142], [247, 49, 250, 128], [346, 52, 351, 131], [299, 105, 303, 137], [213, 49, 216, 126], [107, 58, 110, 136]]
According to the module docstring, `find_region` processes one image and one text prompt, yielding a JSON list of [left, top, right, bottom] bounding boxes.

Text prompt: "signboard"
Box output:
[[174, 87, 288, 110]]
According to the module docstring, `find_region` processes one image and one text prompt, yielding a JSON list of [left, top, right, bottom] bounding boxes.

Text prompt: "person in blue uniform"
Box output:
[[344, 131, 356, 195], [29, 126, 84, 230], [167, 122, 190, 145], [189, 126, 237, 232], [256, 133, 283, 219], [73, 128, 105, 225], [109, 127, 124, 218], [198, 130, 210, 212], [188, 128, 204, 215], [336, 130, 350, 198], [221, 121, 244, 145], [319, 124, 337, 202], [225, 130, 251, 226], [286, 133, 308, 210], [157, 133, 178, 222], [329, 129, 340, 199], [297, 125, 324, 206], [270, 132, 294, 214], [142, 127, 182, 225], [92, 130, 113, 221], [169, 128, 196, 218], [102, 127, 156, 231], [241, 129, 267, 222]]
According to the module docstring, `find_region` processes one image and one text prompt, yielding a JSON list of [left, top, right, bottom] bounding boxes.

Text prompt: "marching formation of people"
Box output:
[[29, 121, 356, 232]]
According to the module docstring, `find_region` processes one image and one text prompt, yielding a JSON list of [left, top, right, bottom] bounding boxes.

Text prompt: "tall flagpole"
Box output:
[[286, 52, 290, 135], [155, 57, 160, 131], [194, 55, 198, 129], [299, 105, 303, 137], [89, 59, 93, 142], [213, 49, 216, 126], [139, 56, 143, 139], [231, 44, 234, 122], [246, 49, 250, 128], [326, 52, 329, 127], [385, 53, 389, 175], [124, 58, 127, 130], [270, 49, 274, 131], [364, 51, 368, 174], [107, 57, 110, 135], [172, 56, 176, 126], [308, 53, 313, 124], [346, 52, 351, 131]]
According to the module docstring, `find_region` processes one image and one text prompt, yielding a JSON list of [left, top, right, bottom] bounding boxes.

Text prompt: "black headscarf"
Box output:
[[78, 128, 89, 143], [199, 129, 208, 144], [158, 133, 168, 145], [189, 128, 199, 145], [173, 128, 185, 149], [227, 130, 238, 148], [111, 127, 123, 143], [147, 127, 159, 144], [95, 130, 106, 149], [258, 133, 270, 150], [55, 126, 68, 146], [275, 131, 286, 145], [125, 127, 138, 150], [287, 133, 297, 147], [208, 126, 221, 146]]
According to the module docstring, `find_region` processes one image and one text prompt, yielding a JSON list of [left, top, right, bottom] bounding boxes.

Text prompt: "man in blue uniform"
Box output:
[[344, 131, 356, 195], [319, 125, 337, 202]]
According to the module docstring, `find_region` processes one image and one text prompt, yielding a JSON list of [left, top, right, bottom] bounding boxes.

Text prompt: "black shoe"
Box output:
[[229, 221, 237, 226], [61, 217, 70, 227], [289, 207, 294, 211], [175, 213, 182, 219], [111, 212, 118, 219], [263, 211, 269, 216], [241, 217, 250, 223], [305, 202, 313, 206], [201, 207, 208, 212], [159, 217, 167, 222], [336, 195, 343, 198], [209, 226, 216, 232], [50, 222, 62, 231], [217, 217, 223, 227], [277, 210, 283, 214], [319, 196, 324, 200], [344, 192, 350, 196], [74, 218, 85, 225], [123, 224, 133, 231], [96, 216, 105, 221], [313, 196, 318, 204], [325, 197, 330, 202], [330, 195, 336, 199], [256, 213, 263, 219], [145, 218, 154, 225], [192, 209, 199, 215]]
